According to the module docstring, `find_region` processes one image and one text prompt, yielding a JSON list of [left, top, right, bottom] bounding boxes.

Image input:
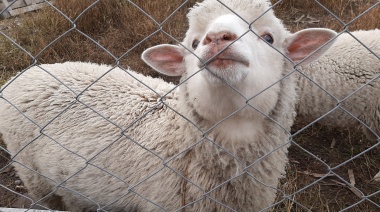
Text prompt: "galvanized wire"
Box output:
[[0, 0, 379, 211]]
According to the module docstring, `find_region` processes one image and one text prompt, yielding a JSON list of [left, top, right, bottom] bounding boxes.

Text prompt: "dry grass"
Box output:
[[1, 0, 379, 82], [273, 0, 380, 32], [1, 0, 196, 83], [0, 0, 380, 210], [274, 122, 380, 211]]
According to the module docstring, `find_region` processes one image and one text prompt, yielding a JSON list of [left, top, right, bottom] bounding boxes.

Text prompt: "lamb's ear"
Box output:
[[285, 28, 337, 64], [142, 44, 186, 77]]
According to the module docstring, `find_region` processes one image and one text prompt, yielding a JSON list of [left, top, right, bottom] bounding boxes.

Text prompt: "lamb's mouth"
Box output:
[[208, 57, 249, 68], [198, 52, 250, 69]]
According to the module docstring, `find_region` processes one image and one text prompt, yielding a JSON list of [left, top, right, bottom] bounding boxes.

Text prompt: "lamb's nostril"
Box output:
[[204, 35, 213, 45], [222, 33, 237, 41], [204, 31, 237, 45]]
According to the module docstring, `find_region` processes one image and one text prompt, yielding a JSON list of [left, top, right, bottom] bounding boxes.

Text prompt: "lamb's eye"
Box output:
[[262, 34, 274, 44], [192, 39, 200, 49]]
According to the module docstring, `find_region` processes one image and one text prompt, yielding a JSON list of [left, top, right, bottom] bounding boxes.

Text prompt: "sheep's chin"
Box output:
[[202, 62, 249, 85]]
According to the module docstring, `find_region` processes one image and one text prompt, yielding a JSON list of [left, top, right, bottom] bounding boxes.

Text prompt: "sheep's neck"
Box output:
[[177, 105, 268, 173], [172, 85, 275, 203], [177, 117, 271, 208]]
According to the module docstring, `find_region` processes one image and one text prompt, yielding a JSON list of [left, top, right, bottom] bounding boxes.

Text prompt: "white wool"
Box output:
[[296, 29, 380, 140], [0, 0, 337, 211], [295, 29, 380, 180]]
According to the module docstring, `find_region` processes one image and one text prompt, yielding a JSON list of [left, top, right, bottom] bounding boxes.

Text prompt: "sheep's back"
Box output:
[[296, 30, 380, 131], [0, 62, 189, 210]]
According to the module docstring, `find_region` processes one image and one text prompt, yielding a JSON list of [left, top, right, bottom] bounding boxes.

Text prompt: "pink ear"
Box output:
[[142, 44, 186, 76], [285, 28, 337, 64]]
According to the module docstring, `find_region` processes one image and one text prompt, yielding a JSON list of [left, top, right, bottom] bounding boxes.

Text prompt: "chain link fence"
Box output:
[[0, 0, 379, 211]]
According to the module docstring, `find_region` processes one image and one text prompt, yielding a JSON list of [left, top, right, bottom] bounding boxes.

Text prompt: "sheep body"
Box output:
[[0, 62, 182, 211], [296, 30, 380, 139], [0, 0, 336, 211], [296, 29, 380, 180], [0, 61, 290, 211]]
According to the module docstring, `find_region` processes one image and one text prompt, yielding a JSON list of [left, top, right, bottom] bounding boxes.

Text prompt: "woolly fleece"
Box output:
[[297, 29, 380, 140], [0, 0, 334, 211]]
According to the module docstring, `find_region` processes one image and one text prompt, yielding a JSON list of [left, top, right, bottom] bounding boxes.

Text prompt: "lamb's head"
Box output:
[[142, 0, 336, 123]]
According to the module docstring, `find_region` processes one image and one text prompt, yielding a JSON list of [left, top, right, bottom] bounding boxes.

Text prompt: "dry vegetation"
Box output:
[[274, 0, 380, 31], [0, 0, 380, 210], [0, 0, 196, 84]]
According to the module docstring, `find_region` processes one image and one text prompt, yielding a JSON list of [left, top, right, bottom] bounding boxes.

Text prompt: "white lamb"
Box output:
[[295, 29, 380, 179], [0, 0, 336, 211]]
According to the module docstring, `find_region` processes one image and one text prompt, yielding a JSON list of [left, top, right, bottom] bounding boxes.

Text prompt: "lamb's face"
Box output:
[[181, 12, 292, 104], [182, 13, 285, 86], [142, 1, 337, 122], [174, 12, 291, 121]]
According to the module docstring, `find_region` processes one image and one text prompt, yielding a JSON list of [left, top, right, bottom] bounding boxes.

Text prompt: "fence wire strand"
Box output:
[[0, 0, 379, 211]]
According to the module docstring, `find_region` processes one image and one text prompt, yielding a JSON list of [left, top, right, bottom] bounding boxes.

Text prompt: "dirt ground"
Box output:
[[0, 145, 30, 208], [0, 0, 380, 211], [281, 122, 380, 211]]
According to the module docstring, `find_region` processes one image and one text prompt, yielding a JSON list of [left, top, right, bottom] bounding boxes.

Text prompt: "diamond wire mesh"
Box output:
[[0, 0, 379, 211]]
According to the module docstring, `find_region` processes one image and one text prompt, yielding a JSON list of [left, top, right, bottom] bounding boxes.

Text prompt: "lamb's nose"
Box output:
[[203, 31, 237, 45]]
